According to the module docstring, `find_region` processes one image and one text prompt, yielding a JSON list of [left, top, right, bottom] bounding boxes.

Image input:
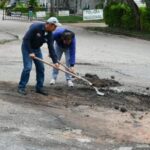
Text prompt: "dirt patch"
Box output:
[[85, 73, 121, 87], [0, 80, 150, 145], [74, 73, 121, 87], [0, 78, 149, 112]]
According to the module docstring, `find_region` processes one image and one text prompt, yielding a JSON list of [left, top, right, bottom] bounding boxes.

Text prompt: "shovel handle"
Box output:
[[34, 57, 104, 95], [34, 57, 81, 80], [58, 60, 93, 86], [35, 57, 93, 86], [58, 60, 70, 71]]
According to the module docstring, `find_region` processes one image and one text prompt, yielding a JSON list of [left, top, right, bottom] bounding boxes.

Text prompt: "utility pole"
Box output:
[[76, 0, 78, 14], [50, 0, 54, 15]]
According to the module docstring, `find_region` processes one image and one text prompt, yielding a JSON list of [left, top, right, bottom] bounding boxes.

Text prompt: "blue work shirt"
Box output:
[[53, 27, 76, 66], [23, 23, 57, 63]]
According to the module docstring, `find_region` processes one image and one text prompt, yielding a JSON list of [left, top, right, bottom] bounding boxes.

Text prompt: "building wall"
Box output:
[[69, 0, 100, 14]]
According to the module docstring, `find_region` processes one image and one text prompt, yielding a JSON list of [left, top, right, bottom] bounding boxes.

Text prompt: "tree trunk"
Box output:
[[124, 0, 141, 30], [50, 0, 54, 14]]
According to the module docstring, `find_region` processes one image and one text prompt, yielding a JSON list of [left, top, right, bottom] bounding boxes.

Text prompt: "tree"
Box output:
[[50, 0, 54, 14], [105, 0, 141, 30], [29, 0, 37, 7], [124, 0, 140, 30]]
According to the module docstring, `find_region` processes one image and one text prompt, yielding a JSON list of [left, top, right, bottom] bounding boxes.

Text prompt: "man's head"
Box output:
[[61, 31, 74, 45], [45, 17, 61, 32]]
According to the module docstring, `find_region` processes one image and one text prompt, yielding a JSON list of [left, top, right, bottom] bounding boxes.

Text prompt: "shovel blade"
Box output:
[[93, 86, 104, 96], [97, 91, 105, 96]]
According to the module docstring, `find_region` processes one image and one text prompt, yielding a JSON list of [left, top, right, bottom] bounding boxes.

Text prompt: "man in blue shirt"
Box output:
[[50, 27, 76, 87], [18, 17, 61, 95]]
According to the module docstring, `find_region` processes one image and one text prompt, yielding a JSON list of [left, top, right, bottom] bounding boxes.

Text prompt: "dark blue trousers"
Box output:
[[18, 43, 44, 90]]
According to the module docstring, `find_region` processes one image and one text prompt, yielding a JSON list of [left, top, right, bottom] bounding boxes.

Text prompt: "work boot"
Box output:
[[18, 88, 27, 95], [50, 79, 56, 85], [36, 89, 48, 96], [67, 80, 74, 87]]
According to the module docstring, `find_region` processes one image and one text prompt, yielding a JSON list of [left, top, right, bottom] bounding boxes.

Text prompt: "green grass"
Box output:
[[46, 14, 104, 23], [57, 16, 105, 23], [57, 16, 83, 23]]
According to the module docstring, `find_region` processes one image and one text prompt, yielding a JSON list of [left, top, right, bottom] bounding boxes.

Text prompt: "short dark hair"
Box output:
[[61, 31, 74, 41]]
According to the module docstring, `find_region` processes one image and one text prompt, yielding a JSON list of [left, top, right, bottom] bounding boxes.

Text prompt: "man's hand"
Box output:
[[29, 53, 35, 59], [54, 63, 60, 69], [69, 67, 75, 74]]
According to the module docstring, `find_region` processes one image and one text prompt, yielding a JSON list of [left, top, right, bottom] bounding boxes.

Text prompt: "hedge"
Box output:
[[104, 2, 150, 31], [140, 7, 150, 32], [104, 2, 136, 30]]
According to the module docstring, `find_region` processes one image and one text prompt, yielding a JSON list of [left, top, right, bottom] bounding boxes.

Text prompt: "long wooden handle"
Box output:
[[58, 60, 93, 86], [58, 60, 70, 71], [34, 57, 81, 80]]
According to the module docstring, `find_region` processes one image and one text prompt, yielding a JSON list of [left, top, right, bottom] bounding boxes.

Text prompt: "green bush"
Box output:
[[104, 4, 111, 25], [12, 3, 45, 13], [104, 2, 136, 30], [104, 2, 124, 27], [0, 0, 7, 9], [29, 0, 37, 7], [140, 7, 150, 32], [121, 4, 136, 30], [11, 2, 27, 13], [34, 7, 46, 12], [12, 7, 28, 13]]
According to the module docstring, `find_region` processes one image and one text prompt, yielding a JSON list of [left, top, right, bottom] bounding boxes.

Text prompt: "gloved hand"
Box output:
[[29, 53, 35, 59]]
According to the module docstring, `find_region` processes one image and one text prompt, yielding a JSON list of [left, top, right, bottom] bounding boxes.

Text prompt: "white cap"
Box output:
[[47, 17, 61, 26]]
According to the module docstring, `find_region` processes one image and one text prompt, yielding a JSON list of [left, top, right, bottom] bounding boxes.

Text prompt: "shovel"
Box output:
[[58, 61, 104, 96], [34, 57, 104, 96]]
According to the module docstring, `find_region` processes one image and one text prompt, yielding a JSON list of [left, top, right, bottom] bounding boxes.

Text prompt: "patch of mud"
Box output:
[[1, 81, 150, 145], [0, 81, 150, 112], [74, 73, 121, 87]]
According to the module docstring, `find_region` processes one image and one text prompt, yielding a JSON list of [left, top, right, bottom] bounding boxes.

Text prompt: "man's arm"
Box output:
[[47, 33, 58, 63], [69, 37, 76, 66], [23, 25, 36, 54]]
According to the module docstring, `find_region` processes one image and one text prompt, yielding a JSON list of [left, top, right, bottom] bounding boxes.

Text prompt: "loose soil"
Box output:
[[1, 74, 150, 145], [1, 74, 150, 112]]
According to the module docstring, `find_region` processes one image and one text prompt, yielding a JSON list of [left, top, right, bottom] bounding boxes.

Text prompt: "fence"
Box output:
[[2, 9, 46, 22]]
